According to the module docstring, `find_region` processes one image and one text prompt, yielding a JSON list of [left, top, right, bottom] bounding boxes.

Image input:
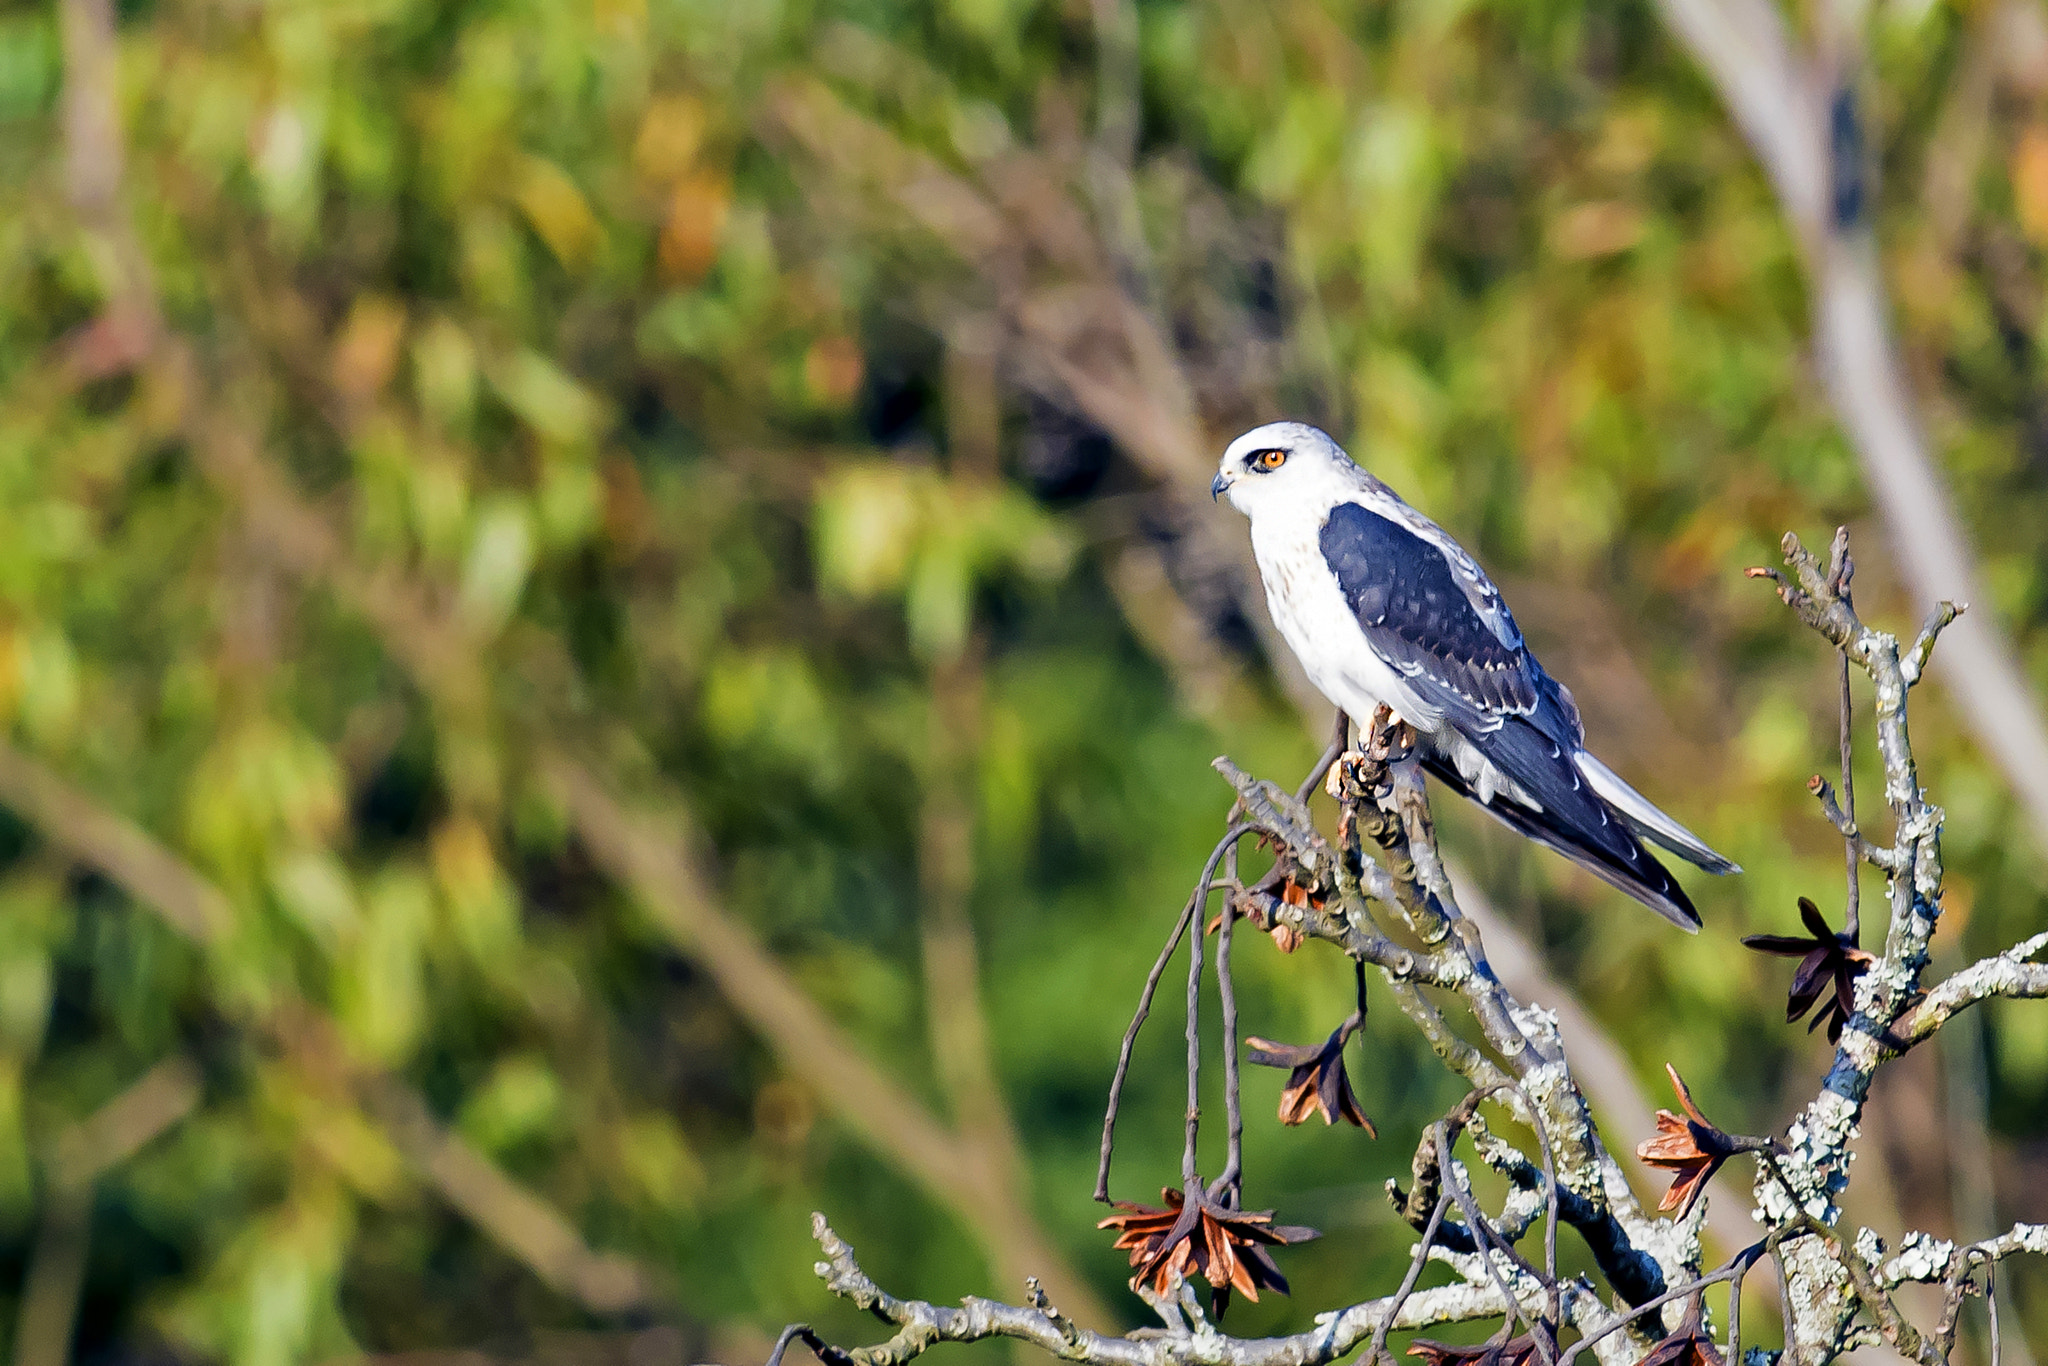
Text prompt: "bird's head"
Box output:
[[1211, 421, 1361, 518]]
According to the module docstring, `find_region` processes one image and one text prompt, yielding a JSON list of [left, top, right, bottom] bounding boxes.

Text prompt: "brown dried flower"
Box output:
[[1741, 896, 1874, 1043], [1245, 1023, 1376, 1133], [1097, 1183, 1318, 1313], [1211, 880, 1316, 953], [1407, 1333, 1543, 1366], [1636, 1064, 1736, 1218]]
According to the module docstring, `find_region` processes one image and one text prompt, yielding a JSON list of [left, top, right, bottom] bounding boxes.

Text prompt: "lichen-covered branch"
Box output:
[[1220, 738, 1679, 1319], [804, 1214, 1510, 1366], [1877, 1223, 2048, 1291], [785, 530, 2048, 1366], [1895, 932, 2048, 1046], [1743, 531, 2048, 1363]]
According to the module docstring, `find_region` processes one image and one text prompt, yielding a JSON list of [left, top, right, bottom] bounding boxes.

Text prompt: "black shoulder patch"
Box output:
[[1318, 502, 1537, 718]]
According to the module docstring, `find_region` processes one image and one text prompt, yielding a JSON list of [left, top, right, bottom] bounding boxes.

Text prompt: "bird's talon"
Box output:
[[1326, 749, 1369, 802]]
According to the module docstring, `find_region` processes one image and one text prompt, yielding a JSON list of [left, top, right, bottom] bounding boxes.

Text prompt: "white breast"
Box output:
[[1247, 508, 1443, 733]]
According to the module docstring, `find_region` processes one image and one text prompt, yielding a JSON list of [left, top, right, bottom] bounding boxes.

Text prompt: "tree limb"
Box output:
[[545, 756, 1112, 1327], [1651, 0, 2048, 863], [803, 1213, 1512, 1366], [1895, 932, 2048, 1046], [0, 737, 664, 1314]]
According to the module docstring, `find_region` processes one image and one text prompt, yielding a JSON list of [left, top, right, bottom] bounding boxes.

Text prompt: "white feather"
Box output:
[[1574, 750, 1740, 873]]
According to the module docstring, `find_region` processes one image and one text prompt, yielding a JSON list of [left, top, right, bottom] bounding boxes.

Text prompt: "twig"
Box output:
[[0, 735, 666, 1316], [1183, 840, 1206, 1189], [1555, 1246, 1768, 1366], [1436, 1111, 1546, 1351], [1831, 530, 1860, 941], [1727, 1248, 1752, 1366], [1987, 1256, 2001, 1366], [1096, 824, 1250, 1202], [1364, 1192, 1454, 1366], [1806, 776, 1901, 870], [554, 758, 1110, 1323], [1895, 932, 2048, 1046], [1214, 874, 1243, 1196], [767, 1324, 849, 1366], [1901, 602, 1963, 688]]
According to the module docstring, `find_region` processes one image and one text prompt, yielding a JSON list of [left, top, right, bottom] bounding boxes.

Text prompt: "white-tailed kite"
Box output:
[[1212, 421, 1736, 929]]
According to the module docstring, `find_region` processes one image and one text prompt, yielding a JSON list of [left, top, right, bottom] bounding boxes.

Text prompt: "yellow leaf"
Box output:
[[658, 169, 731, 284], [1552, 201, 1644, 260], [632, 94, 706, 187], [431, 814, 521, 970], [2013, 124, 2048, 244], [329, 294, 406, 402], [813, 464, 926, 597], [490, 350, 603, 443], [514, 154, 604, 270], [803, 335, 864, 407]]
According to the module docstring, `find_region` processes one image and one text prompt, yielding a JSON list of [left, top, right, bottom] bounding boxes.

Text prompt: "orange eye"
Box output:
[[1254, 449, 1288, 470]]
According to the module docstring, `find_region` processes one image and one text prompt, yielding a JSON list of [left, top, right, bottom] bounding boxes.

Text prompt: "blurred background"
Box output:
[[0, 0, 2045, 1361]]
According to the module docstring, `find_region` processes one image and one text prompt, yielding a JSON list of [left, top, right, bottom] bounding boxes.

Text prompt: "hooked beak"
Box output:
[[1210, 472, 1231, 502]]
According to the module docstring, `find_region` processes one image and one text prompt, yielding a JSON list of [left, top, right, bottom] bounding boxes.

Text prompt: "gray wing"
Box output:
[[1316, 500, 1575, 742], [1317, 500, 1698, 928]]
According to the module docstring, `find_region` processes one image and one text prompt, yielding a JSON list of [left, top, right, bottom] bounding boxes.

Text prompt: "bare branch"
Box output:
[[1901, 602, 1964, 688], [1453, 877, 1766, 1277], [12, 1056, 203, 1366], [1806, 775, 1902, 870], [0, 740, 666, 1315], [1653, 0, 2048, 910], [807, 1214, 1511, 1366], [1880, 1224, 2048, 1290], [548, 757, 1111, 1325], [1230, 737, 1678, 1316], [1896, 933, 2048, 1046]]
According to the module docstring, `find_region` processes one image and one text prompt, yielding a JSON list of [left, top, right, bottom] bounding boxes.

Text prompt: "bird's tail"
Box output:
[[1573, 752, 1741, 875], [1422, 754, 1704, 931]]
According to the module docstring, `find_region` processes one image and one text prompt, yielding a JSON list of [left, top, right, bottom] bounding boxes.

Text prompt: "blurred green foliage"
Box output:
[[0, 0, 2044, 1361]]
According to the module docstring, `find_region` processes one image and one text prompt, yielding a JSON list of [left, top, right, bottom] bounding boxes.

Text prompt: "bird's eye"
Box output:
[[1252, 449, 1288, 471]]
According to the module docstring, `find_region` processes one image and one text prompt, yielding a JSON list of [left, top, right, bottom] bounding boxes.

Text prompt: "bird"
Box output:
[[1211, 421, 1737, 929]]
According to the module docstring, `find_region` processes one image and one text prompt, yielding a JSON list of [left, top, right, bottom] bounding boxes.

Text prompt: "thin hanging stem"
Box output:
[[1095, 823, 1251, 1202], [1987, 1257, 2001, 1366], [1215, 862, 1244, 1198], [1183, 846, 1206, 1188]]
